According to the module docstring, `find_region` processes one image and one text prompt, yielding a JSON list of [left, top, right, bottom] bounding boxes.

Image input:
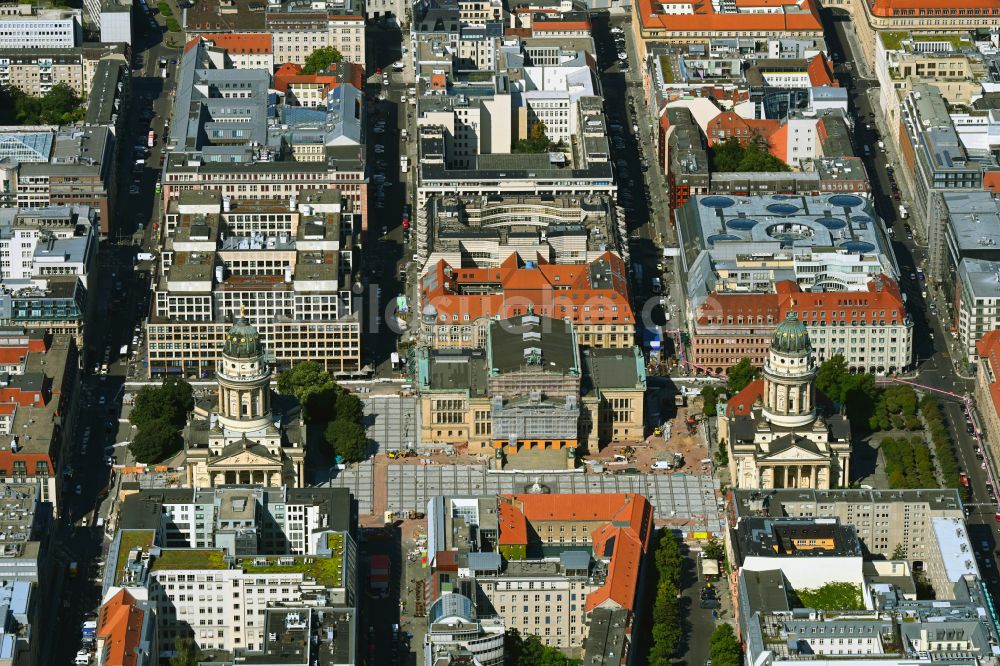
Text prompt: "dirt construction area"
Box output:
[[586, 405, 710, 474]]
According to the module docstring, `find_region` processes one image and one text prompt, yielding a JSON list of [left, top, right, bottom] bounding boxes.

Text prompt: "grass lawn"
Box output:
[[879, 31, 909, 51], [114, 530, 155, 583], [152, 549, 228, 571], [242, 555, 345, 587]]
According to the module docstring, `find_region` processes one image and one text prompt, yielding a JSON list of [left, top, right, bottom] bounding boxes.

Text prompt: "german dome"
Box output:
[[223, 318, 263, 359], [771, 312, 811, 355]]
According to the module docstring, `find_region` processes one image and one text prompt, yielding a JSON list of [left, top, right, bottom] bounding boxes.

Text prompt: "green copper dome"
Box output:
[[771, 312, 810, 355], [223, 318, 263, 359]]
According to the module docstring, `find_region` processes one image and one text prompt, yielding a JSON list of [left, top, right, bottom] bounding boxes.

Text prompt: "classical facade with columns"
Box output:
[[720, 312, 852, 490], [182, 317, 306, 488]]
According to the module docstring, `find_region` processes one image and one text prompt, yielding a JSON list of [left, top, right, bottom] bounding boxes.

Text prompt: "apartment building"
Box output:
[[0, 205, 98, 287], [273, 61, 364, 109], [0, 126, 117, 235], [104, 486, 357, 654], [425, 493, 652, 652], [419, 252, 634, 351], [0, 482, 45, 583], [692, 277, 912, 374], [163, 39, 367, 233], [0, 5, 81, 49], [511, 58, 599, 144], [416, 315, 645, 452], [184, 0, 364, 67], [423, 192, 624, 271], [630, 0, 824, 62], [0, 334, 78, 516], [659, 107, 711, 209], [149, 190, 360, 377], [0, 580, 35, 666], [897, 85, 994, 280]]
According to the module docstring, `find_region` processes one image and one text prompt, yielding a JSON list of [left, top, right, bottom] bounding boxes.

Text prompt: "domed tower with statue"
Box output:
[[718, 313, 852, 490], [181, 313, 306, 488]]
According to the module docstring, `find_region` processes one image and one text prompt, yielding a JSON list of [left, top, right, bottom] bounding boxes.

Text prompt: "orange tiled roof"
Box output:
[[869, 0, 999, 17], [0, 452, 51, 476], [726, 378, 765, 417], [637, 0, 822, 33], [806, 53, 837, 87], [97, 589, 145, 666], [0, 404, 16, 416], [201, 32, 273, 54], [978, 331, 1000, 421], [533, 20, 592, 31], [500, 493, 654, 613], [421, 253, 635, 326]]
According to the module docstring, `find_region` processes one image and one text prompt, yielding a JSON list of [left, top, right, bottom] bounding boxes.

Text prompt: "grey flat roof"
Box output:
[[487, 315, 577, 375]]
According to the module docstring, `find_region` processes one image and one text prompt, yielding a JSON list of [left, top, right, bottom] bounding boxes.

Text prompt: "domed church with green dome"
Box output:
[[181, 314, 307, 489], [720, 312, 852, 490]]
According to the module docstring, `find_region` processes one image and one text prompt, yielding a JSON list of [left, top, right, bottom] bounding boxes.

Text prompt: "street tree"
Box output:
[[129, 418, 182, 464], [726, 358, 757, 394], [301, 47, 343, 74], [324, 420, 368, 462]]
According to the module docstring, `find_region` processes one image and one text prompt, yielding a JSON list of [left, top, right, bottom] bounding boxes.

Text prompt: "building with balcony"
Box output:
[[149, 191, 360, 377]]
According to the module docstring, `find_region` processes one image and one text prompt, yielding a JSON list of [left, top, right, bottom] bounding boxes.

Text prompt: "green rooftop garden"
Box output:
[[659, 55, 675, 84], [151, 549, 228, 571], [114, 530, 155, 584], [791, 582, 865, 611], [912, 33, 969, 50], [880, 31, 909, 51], [242, 554, 345, 588], [327, 532, 345, 552]]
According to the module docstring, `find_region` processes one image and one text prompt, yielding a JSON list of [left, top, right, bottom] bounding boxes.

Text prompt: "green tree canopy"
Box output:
[[727, 358, 757, 394], [503, 629, 580, 666], [703, 538, 725, 562], [129, 417, 182, 464], [709, 624, 742, 666], [277, 361, 341, 423], [709, 137, 790, 172], [301, 47, 344, 74], [324, 420, 368, 463], [129, 377, 193, 430], [170, 639, 203, 666], [700, 386, 721, 417], [515, 121, 553, 153], [335, 391, 363, 423]]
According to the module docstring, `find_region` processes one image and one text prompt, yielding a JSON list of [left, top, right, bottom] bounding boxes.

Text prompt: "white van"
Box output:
[[651, 460, 673, 470], [400, 155, 409, 173]]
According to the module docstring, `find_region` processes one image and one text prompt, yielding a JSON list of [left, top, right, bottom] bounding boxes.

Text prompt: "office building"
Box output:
[[0, 580, 35, 666], [162, 39, 368, 232], [104, 486, 357, 654], [719, 314, 853, 490], [0, 5, 81, 49], [148, 191, 361, 377], [195, 33, 274, 71], [424, 594, 505, 666], [184, 0, 365, 67], [0, 482, 45, 584], [975, 330, 1000, 468], [98, 0, 132, 45], [691, 277, 912, 374], [0, 126, 117, 235], [422, 192, 625, 272], [212, 607, 356, 666], [418, 252, 634, 351], [424, 493, 653, 652], [939, 192, 1000, 361], [0, 205, 98, 287]]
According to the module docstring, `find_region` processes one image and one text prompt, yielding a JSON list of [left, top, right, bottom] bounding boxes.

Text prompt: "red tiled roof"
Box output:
[[0, 452, 52, 477], [0, 404, 15, 416], [726, 378, 764, 417], [97, 589, 145, 666], [533, 20, 592, 32], [500, 493, 654, 613], [869, 0, 1000, 18], [637, 0, 822, 33], [201, 32, 273, 54], [0, 348, 27, 366], [977, 331, 1000, 420], [421, 253, 635, 326]]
